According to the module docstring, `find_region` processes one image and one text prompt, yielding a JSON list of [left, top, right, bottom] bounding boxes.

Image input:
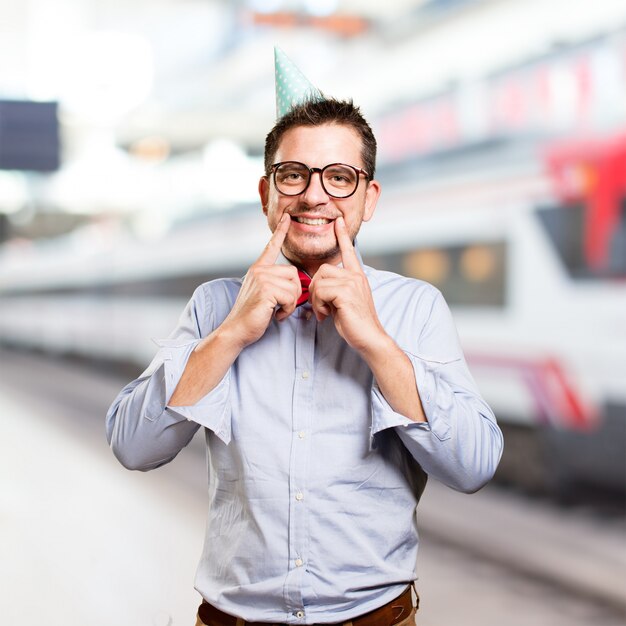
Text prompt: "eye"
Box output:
[[324, 166, 356, 188], [276, 163, 308, 185]]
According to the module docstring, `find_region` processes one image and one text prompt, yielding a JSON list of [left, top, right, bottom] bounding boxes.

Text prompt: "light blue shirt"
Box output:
[[106, 256, 503, 624]]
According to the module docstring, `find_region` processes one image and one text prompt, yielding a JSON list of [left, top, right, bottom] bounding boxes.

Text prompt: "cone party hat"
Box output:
[[274, 47, 324, 119]]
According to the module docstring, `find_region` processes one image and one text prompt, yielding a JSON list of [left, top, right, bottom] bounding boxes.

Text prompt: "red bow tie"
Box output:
[[297, 270, 311, 306]]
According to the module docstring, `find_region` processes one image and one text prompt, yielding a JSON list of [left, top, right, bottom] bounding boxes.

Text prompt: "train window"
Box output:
[[536, 198, 626, 279], [364, 241, 507, 307], [460, 245, 499, 283], [403, 249, 451, 284]]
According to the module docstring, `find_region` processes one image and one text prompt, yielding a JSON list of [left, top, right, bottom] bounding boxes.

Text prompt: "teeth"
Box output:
[[294, 217, 331, 225]]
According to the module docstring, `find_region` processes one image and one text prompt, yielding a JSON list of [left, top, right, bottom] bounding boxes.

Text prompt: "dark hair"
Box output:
[[264, 98, 377, 179]]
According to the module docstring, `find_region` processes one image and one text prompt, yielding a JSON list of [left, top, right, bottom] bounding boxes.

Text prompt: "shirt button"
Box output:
[[296, 611, 305, 619], [305, 311, 312, 321], [302, 371, 309, 379], [298, 431, 306, 439], [295, 558, 303, 567], [295, 492, 304, 501]]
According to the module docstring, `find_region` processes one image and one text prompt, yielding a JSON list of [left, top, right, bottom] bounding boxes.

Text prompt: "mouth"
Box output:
[[291, 216, 334, 226]]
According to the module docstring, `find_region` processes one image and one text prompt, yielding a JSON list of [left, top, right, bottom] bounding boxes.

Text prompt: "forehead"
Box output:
[[275, 123, 363, 167]]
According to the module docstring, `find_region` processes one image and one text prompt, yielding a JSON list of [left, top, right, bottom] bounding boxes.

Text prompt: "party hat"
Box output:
[[274, 47, 323, 119]]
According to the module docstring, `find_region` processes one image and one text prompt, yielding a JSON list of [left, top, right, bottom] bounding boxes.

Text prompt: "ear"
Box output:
[[259, 176, 270, 216], [362, 179, 381, 223]]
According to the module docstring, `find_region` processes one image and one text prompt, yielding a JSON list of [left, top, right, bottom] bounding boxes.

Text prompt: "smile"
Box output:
[[292, 216, 333, 225]]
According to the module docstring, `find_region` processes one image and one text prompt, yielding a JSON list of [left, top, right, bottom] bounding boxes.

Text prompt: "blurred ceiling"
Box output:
[[2, 0, 626, 159], [1, 0, 428, 154]]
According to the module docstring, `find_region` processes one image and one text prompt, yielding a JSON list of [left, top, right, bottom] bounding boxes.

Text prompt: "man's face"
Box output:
[[259, 123, 381, 273]]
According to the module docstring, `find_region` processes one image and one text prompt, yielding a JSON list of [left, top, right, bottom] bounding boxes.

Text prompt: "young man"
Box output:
[[106, 54, 503, 626]]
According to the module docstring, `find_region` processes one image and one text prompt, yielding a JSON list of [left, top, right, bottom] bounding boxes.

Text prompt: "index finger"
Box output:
[[257, 213, 290, 265], [335, 216, 361, 271]]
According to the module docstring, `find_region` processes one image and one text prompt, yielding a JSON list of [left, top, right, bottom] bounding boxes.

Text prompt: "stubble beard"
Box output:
[[282, 231, 341, 265]]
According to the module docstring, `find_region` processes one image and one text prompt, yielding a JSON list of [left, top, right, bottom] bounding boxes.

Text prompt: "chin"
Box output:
[[285, 241, 340, 265]]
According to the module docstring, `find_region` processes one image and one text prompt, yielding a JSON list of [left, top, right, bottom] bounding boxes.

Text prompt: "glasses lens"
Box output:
[[322, 165, 358, 198], [275, 162, 309, 195]]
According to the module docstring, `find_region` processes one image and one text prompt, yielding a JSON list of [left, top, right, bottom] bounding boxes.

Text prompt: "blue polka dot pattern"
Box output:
[[274, 47, 323, 119]]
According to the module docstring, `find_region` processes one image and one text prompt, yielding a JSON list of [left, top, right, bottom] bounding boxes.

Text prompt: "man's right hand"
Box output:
[[221, 214, 300, 348], [169, 214, 298, 407]]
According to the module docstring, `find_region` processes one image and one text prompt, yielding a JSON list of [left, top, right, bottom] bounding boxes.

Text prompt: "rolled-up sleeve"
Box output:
[[105, 284, 233, 471], [370, 289, 503, 493]]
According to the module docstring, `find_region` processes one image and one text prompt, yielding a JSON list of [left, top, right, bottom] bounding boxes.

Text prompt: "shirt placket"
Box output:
[[283, 306, 316, 621]]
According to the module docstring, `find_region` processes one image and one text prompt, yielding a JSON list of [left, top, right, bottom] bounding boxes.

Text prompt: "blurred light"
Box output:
[[0, 172, 29, 215], [548, 64, 579, 131], [59, 31, 154, 124], [248, 0, 284, 13], [403, 249, 450, 284], [24, 0, 86, 101], [129, 136, 171, 164], [131, 211, 170, 243], [46, 130, 143, 214], [590, 45, 625, 128], [203, 139, 262, 205], [460, 246, 497, 283], [303, 0, 338, 17]]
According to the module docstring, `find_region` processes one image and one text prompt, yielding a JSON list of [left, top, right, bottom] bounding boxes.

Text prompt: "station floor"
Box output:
[[1, 380, 206, 626]]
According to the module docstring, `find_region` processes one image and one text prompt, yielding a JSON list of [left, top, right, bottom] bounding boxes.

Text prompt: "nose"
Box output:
[[301, 170, 330, 204]]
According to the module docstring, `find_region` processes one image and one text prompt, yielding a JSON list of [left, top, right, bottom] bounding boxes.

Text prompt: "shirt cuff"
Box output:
[[152, 337, 233, 444], [370, 351, 458, 443]]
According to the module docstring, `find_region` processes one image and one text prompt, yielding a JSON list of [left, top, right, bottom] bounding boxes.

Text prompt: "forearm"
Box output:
[[360, 332, 427, 423], [168, 322, 245, 407]]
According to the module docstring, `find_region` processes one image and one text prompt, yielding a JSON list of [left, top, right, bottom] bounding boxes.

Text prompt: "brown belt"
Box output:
[[198, 586, 415, 626]]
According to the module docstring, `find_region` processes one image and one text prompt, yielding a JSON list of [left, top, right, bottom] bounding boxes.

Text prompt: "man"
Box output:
[[106, 49, 503, 626]]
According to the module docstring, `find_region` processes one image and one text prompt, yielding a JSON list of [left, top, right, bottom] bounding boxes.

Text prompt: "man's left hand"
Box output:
[[308, 217, 388, 353]]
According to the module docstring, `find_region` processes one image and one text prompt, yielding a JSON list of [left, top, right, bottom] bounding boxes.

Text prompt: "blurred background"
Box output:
[[0, 0, 625, 624]]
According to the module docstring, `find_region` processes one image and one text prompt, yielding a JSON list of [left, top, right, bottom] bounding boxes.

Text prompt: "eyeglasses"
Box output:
[[270, 161, 370, 199]]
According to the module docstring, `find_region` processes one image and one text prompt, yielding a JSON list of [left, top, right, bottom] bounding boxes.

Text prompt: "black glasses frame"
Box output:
[[270, 161, 370, 199]]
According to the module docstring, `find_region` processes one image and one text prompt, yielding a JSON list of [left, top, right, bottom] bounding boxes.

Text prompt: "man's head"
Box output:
[[264, 98, 377, 180], [259, 98, 381, 274]]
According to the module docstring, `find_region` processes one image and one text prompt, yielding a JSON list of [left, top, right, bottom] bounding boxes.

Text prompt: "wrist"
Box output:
[[357, 328, 396, 364], [201, 321, 248, 356]]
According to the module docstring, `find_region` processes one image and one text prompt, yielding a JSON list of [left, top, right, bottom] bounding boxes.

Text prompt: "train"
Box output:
[[1, 129, 625, 499]]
